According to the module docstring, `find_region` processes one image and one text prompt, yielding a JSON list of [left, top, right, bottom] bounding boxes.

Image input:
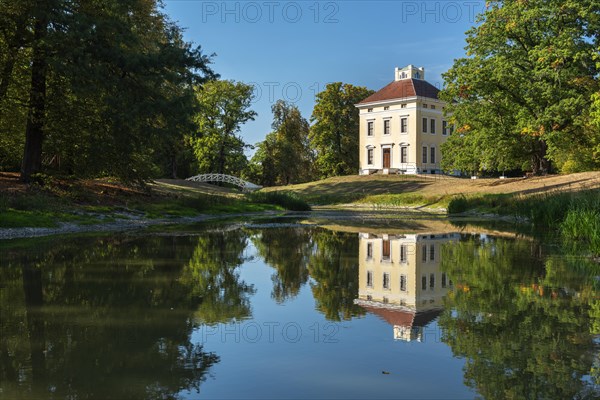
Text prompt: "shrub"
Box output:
[[447, 195, 470, 214], [560, 202, 600, 256], [247, 191, 311, 211]]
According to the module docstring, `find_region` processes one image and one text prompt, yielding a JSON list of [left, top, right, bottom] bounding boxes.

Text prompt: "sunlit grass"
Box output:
[[358, 193, 450, 208], [246, 191, 311, 211], [447, 189, 600, 255], [0, 188, 308, 228]]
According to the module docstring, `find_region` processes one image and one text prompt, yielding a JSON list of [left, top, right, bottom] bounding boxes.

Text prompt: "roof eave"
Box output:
[[355, 96, 419, 108]]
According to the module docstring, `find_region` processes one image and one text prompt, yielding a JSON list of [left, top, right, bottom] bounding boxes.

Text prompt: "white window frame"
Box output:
[[400, 117, 408, 134], [367, 120, 374, 136], [367, 270, 373, 288], [383, 272, 391, 290], [383, 118, 391, 135], [400, 274, 407, 292], [400, 146, 408, 164], [400, 244, 408, 263]]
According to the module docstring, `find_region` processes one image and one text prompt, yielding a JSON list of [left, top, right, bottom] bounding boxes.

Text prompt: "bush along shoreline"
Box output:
[[447, 189, 600, 256]]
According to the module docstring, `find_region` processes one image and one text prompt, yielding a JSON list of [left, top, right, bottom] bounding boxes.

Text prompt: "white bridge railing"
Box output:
[[186, 174, 263, 192]]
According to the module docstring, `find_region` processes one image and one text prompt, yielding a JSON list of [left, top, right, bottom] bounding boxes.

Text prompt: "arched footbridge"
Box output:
[[186, 174, 263, 192]]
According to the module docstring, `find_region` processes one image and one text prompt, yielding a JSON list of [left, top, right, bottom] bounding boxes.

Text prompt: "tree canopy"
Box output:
[[439, 235, 600, 398], [309, 83, 374, 178], [440, 0, 600, 175], [250, 227, 312, 303], [190, 80, 256, 176], [0, 0, 216, 182], [0, 235, 223, 398], [246, 100, 313, 186]]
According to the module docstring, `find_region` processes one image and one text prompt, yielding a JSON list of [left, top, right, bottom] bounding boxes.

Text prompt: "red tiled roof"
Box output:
[[358, 78, 440, 104], [360, 305, 442, 328], [361, 305, 415, 327]]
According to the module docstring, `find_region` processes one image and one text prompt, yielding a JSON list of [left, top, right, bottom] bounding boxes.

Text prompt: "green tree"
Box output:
[[308, 230, 365, 321], [0, 0, 216, 182], [246, 100, 313, 186], [244, 132, 278, 186], [0, 235, 222, 398], [271, 100, 314, 184], [191, 80, 256, 176], [440, 0, 600, 175], [439, 235, 600, 399], [309, 83, 374, 178], [181, 231, 256, 324], [0, 1, 30, 171], [250, 227, 312, 303]]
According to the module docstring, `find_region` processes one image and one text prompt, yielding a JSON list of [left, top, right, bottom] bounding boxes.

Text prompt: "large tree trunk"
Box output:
[[171, 155, 178, 179], [20, 11, 48, 183], [531, 139, 550, 175]]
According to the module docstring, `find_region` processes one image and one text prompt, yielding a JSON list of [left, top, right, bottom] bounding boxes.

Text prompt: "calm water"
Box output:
[[1, 221, 599, 399]]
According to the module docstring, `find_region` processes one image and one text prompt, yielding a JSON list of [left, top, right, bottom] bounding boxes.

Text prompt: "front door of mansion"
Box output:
[[383, 148, 391, 169]]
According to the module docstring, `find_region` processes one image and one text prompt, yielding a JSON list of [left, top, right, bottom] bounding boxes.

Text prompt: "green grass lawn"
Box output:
[[357, 193, 450, 209], [0, 209, 105, 228], [0, 185, 307, 228]]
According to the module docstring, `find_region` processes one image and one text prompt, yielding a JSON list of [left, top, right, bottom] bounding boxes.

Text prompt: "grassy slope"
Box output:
[[260, 172, 600, 254], [2, 171, 598, 232], [260, 172, 600, 208], [0, 174, 302, 229]]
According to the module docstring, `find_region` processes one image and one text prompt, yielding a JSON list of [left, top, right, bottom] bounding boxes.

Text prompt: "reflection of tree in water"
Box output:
[[308, 230, 364, 321], [182, 230, 255, 324], [0, 234, 256, 399], [439, 235, 600, 399], [251, 227, 364, 321], [250, 228, 312, 303]]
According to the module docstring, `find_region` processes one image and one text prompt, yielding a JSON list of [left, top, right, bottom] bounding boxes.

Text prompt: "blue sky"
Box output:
[[163, 0, 486, 153]]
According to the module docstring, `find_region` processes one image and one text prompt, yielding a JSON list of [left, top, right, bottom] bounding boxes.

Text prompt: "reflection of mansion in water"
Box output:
[[354, 232, 459, 341]]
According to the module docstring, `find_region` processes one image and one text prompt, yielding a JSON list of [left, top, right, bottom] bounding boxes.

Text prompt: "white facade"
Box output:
[[355, 232, 459, 341], [356, 66, 451, 175]]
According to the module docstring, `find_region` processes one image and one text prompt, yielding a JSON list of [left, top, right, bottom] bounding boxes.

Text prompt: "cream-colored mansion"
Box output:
[[354, 232, 459, 341], [356, 65, 450, 175]]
